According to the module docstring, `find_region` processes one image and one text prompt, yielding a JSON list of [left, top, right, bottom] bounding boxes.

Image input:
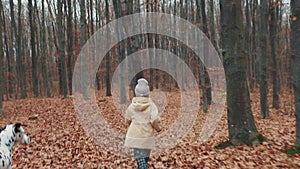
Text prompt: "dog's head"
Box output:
[[14, 123, 30, 144]]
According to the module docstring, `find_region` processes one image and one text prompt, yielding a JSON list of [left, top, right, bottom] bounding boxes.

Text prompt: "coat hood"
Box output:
[[131, 97, 151, 112]]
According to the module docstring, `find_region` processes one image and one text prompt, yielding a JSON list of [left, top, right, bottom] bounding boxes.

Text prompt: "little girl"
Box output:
[[124, 78, 162, 169]]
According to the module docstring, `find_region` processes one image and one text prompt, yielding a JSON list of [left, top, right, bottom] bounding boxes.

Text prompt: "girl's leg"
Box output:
[[134, 149, 151, 169]]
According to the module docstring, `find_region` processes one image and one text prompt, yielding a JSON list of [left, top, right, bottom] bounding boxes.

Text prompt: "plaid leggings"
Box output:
[[134, 149, 151, 169]]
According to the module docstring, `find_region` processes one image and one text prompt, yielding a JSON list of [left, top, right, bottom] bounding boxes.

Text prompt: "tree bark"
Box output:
[[112, 0, 127, 103], [41, 0, 50, 97], [105, 0, 112, 96], [219, 0, 264, 146], [57, 0, 68, 98], [2, 7, 10, 100], [251, 0, 259, 90], [80, 0, 89, 99], [259, 0, 269, 118], [34, 0, 42, 96], [0, 0, 4, 114], [67, 0, 73, 95], [291, 0, 300, 148], [9, 0, 17, 98], [269, 0, 279, 109], [245, 0, 252, 91], [28, 0, 39, 97], [17, 0, 26, 98]]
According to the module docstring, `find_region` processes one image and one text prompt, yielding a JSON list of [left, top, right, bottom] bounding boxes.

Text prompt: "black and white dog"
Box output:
[[0, 123, 30, 169]]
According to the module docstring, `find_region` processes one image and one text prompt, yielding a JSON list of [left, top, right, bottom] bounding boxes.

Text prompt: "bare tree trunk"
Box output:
[[29, 0, 39, 97], [196, 0, 212, 112], [269, 0, 279, 109], [245, 0, 252, 91], [34, 0, 42, 96], [90, 0, 94, 35], [209, 0, 221, 60], [80, 0, 89, 99], [17, 0, 26, 98], [40, 0, 50, 97], [105, 0, 112, 96], [112, 0, 127, 103], [57, 0, 68, 98], [259, 0, 269, 118], [291, 0, 300, 149], [0, 0, 4, 114], [21, 27, 27, 98], [73, 0, 78, 53], [67, 0, 73, 95], [2, 7, 10, 100], [9, 0, 17, 98], [45, 7, 54, 92], [218, 0, 264, 146], [251, 0, 258, 90]]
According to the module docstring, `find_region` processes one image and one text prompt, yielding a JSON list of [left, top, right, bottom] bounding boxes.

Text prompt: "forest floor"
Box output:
[[1, 90, 300, 169]]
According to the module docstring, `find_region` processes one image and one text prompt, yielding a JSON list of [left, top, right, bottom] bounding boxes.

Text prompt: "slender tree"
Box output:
[[67, 0, 74, 95], [209, 0, 221, 59], [57, 0, 68, 98], [2, 5, 10, 100], [218, 0, 264, 146], [34, 0, 41, 96], [245, 0, 252, 90], [17, 0, 26, 98], [41, 0, 50, 97], [112, 0, 127, 103], [9, 0, 17, 97], [269, 0, 279, 109], [80, 0, 89, 99], [250, 0, 259, 90], [259, 0, 269, 118], [105, 0, 112, 96], [28, 0, 39, 97]]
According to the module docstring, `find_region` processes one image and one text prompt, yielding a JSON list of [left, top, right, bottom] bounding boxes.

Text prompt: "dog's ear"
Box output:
[[1, 125, 6, 132], [14, 123, 22, 133]]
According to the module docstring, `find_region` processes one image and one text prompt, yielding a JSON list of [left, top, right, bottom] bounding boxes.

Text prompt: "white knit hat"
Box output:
[[135, 78, 150, 97]]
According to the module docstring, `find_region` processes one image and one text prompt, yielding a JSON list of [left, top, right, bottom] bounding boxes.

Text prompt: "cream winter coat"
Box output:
[[124, 97, 161, 149]]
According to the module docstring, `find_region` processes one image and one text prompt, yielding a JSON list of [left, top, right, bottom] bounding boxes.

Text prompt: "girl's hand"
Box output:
[[151, 119, 162, 132], [125, 119, 132, 126]]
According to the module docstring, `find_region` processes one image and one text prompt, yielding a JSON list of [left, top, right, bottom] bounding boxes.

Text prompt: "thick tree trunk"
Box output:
[[57, 0, 68, 98], [41, 0, 50, 97], [9, 0, 17, 98], [291, 0, 300, 148], [34, 0, 42, 96], [17, 0, 26, 99], [200, 0, 212, 106], [219, 0, 264, 146], [269, 0, 279, 109], [28, 0, 39, 97], [0, 1, 3, 114], [259, 0, 269, 118], [80, 0, 89, 99], [112, 0, 127, 103]]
